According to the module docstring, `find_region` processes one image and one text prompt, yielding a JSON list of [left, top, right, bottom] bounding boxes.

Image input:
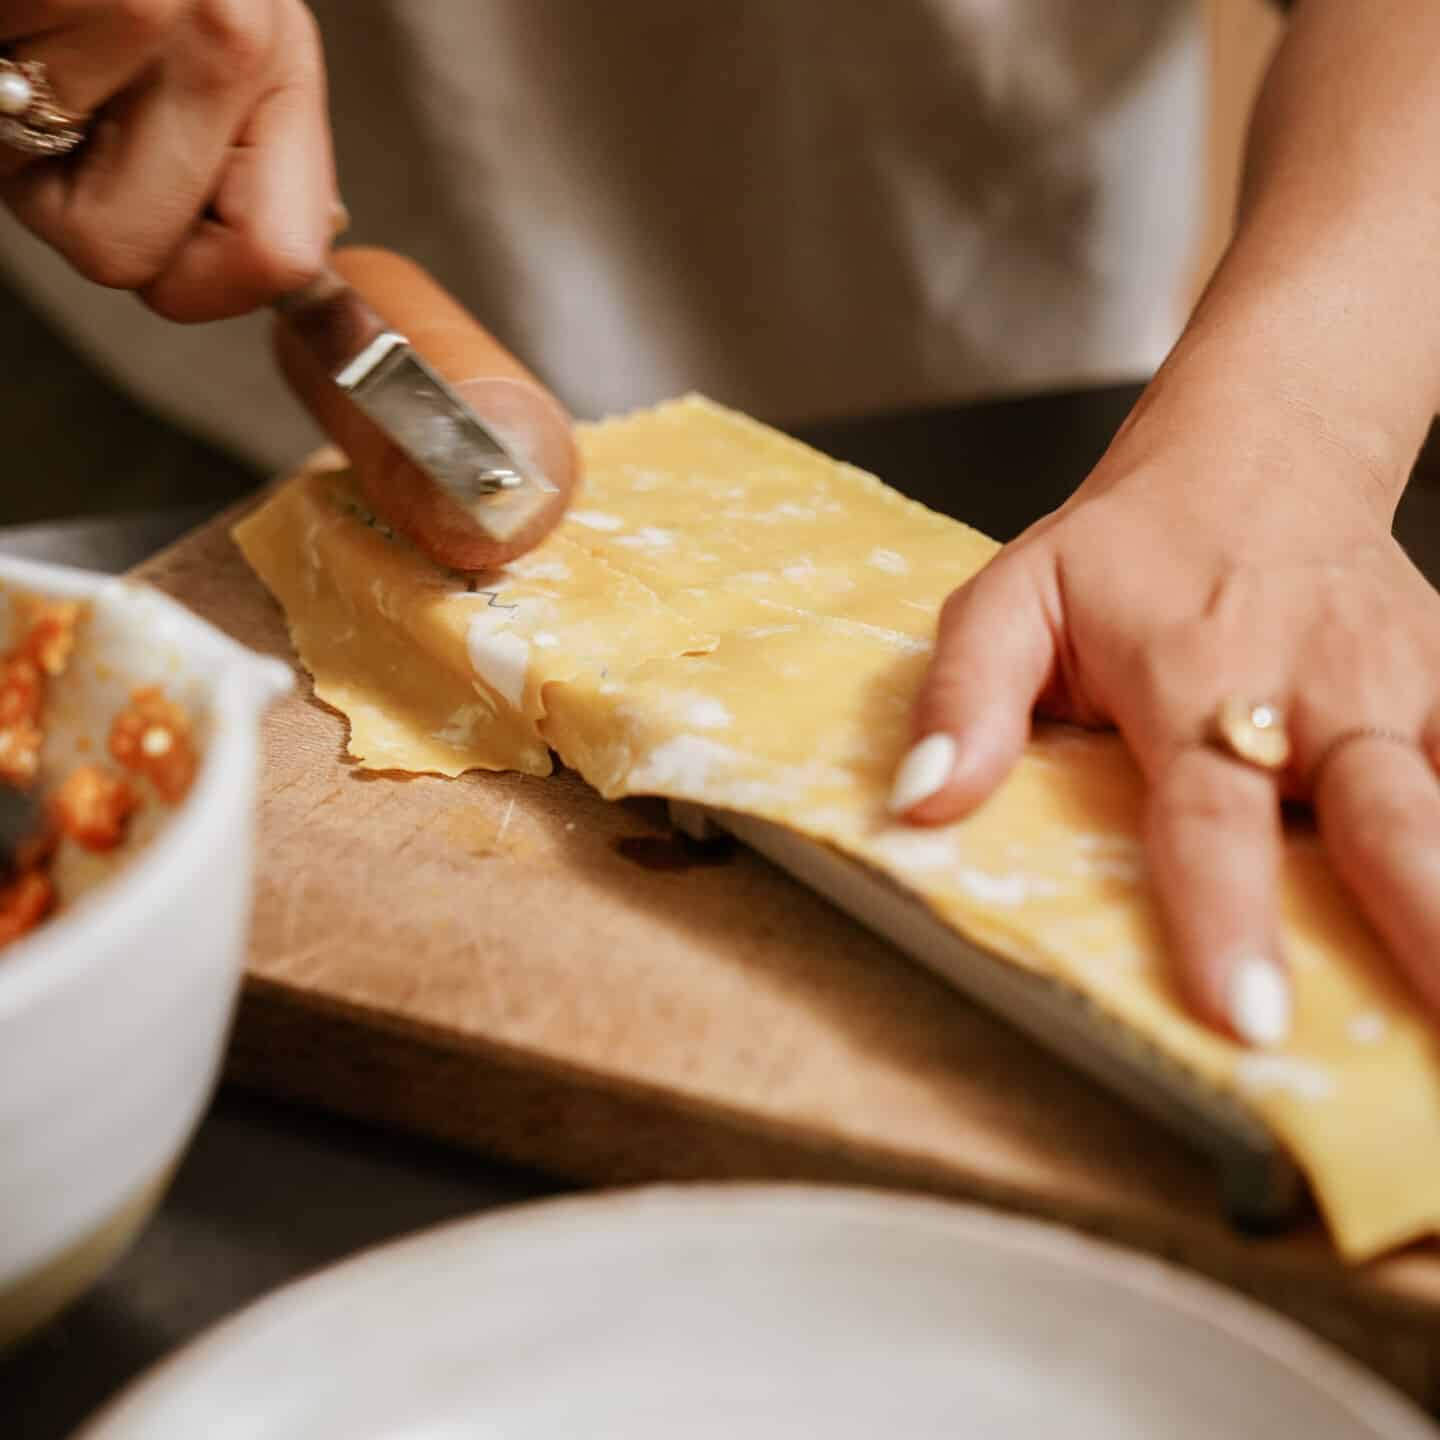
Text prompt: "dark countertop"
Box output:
[[4, 384, 1440, 1439]]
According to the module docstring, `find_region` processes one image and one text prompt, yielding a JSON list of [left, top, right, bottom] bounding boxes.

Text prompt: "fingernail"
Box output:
[[888, 733, 957, 815], [329, 199, 352, 238], [1225, 955, 1291, 1048]]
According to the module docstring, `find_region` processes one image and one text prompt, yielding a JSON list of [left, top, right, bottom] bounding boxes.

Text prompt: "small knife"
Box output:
[[273, 268, 558, 545]]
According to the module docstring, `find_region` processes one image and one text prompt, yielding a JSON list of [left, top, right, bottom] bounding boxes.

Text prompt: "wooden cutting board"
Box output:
[[136, 501, 1440, 1408]]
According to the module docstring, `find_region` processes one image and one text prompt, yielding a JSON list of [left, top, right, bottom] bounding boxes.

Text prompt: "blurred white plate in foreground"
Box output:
[[80, 1186, 1436, 1440]]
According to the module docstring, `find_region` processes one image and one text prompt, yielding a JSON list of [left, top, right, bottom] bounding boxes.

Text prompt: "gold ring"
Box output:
[[1209, 697, 1291, 772], [1309, 725, 1414, 789], [0, 59, 86, 159]]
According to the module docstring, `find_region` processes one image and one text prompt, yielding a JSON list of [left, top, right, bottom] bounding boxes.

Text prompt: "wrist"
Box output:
[[1135, 221, 1438, 513], [1086, 346, 1406, 541], [1095, 271, 1431, 533]]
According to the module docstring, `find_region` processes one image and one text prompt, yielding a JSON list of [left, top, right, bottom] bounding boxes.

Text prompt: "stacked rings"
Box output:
[[1206, 700, 1421, 788], [0, 58, 86, 158]]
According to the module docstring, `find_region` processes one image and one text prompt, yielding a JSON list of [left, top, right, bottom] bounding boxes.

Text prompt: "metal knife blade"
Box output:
[[274, 270, 557, 544]]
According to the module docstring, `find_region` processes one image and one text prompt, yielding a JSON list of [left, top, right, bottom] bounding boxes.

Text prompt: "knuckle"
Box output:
[[941, 553, 1027, 628], [111, 0, 184, 43], [937, 576, 980, 632], [1128, 631, 1184, 717], [189, 0, 278, 79], [1124, 618, 1217, 734]]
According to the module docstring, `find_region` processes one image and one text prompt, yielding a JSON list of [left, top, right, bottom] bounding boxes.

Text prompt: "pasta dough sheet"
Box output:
[[236, 396, 1440, 1261]]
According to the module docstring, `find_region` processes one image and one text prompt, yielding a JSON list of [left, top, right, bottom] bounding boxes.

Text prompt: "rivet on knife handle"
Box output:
[[275, 269, 555, 539]]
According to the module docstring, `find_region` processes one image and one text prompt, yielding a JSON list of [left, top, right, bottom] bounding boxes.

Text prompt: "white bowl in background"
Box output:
[[0, 554, 290, 1345], [77, 1184, 1439, 1440]]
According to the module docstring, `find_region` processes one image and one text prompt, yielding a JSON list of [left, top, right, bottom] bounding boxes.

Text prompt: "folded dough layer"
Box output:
[[236, 396, 1440, 1260]]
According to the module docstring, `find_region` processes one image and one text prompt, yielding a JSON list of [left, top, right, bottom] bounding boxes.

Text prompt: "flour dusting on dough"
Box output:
[[569, 510, 625, 532], [1236, 1054, 1337, 1103], [870, 827, 963, 874], [466, 613, 530, 709], [728, 501, 818, 524], [506, 557, 571, 582], [953, 867, 1062, 907], [1348, 1011, 1388, 1045], [683, 697, 732, 729], [433, 703, 497, 748], [616, 527, 676, 550], [868, 548, 909, 576], [628, 735, 747, 793]]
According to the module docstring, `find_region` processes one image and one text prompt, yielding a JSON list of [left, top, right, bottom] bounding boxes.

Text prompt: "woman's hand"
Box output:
[[891, 384, 1440, 1048], [0, 0, 336, 320], [892, 0, 1440, 1048]]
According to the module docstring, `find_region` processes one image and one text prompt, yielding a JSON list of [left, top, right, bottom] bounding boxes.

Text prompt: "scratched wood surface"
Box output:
[[134, 501, 1440, 1410]]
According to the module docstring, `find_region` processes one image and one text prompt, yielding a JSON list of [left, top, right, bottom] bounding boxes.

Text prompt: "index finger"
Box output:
[[139, 9, 333, 319]]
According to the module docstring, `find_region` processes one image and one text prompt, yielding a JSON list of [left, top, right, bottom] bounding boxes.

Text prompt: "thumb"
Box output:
[[889, 559, 1054, 824]]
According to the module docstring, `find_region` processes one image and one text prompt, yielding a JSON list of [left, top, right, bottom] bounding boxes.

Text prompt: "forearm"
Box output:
[[1141, 0, 1440, 512]]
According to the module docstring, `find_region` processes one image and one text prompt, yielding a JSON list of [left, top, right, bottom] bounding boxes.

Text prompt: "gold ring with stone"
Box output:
[[1308, 725, 1414, 790], [0, 59, 87, 158], [1208, 697, 1291, 772]]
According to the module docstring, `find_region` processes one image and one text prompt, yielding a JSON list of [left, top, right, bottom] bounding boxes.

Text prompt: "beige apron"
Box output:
[[0, 0, 1200, 474]]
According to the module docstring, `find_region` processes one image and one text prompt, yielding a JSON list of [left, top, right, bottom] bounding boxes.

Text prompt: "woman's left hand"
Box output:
[[890, 382, 1440, 1048]]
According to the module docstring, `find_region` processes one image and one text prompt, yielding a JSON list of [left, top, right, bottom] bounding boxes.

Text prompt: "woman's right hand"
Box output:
[[0, 0, 337, 321]]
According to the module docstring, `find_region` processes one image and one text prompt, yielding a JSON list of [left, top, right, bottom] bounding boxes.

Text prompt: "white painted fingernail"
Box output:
[[888, 733, 957, 815], [1225, 955, 1292, 1048]]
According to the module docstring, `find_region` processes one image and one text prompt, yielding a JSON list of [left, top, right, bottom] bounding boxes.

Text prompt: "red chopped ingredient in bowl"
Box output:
[[0, 594, 197, 953], [52, 765, 138, 852], [109, 687, 197, 804], [0, 870, 53, 947], [20, 600, 82, 677], [0, 658, 44, 785], [0, 601, 80, 787]]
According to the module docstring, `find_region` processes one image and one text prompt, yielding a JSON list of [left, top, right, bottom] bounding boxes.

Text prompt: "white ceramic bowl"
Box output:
[[0, 554, 290, 1345]]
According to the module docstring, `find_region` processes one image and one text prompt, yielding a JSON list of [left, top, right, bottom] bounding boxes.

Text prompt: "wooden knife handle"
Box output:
[[274, 247, 580, 571]]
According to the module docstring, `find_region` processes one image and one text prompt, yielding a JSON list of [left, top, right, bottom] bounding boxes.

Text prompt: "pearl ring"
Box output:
[[1208, 697, 1292, 773], [0, 58, 86, 158]]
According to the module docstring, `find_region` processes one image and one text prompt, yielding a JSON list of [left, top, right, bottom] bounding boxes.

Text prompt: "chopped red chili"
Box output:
[[51, 765, 139, 853], [0, 595, 196, 952], [109, 686, 197, 805]]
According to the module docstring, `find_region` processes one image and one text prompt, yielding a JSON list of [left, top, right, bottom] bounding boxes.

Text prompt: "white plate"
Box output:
[[80, 1186, 1435, 1440]]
